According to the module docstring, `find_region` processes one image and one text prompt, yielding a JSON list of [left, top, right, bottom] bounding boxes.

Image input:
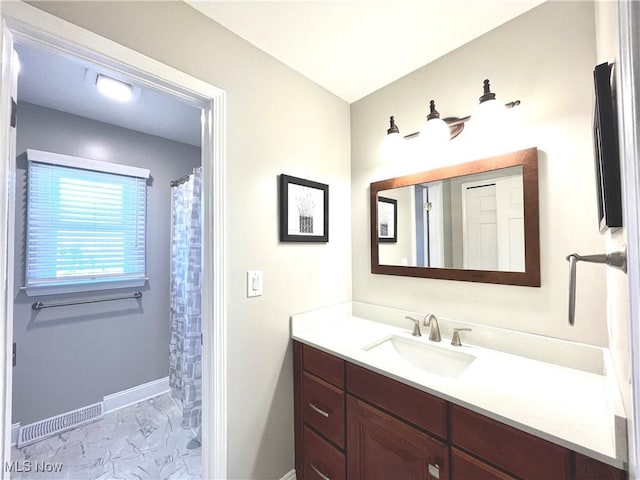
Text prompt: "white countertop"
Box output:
[[291, 305, 627, 469]]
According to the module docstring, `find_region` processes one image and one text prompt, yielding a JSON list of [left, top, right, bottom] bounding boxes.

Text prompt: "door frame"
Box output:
[[0, 2, 227, 479], [618, 1, 640, 477]]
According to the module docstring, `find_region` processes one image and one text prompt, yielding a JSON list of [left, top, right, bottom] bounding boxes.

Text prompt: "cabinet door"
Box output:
[[451, 447, 516, 480], [574, 452, 626, 480], [347, 395, 448, 480]]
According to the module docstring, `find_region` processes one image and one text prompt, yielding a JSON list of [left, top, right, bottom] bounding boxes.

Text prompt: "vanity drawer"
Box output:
[[303, 425, 346, 480], [303, 371, 345, 448], [346, 362, 448, 439], [451, 447, 516, 480], [450, 404, 571, 479], [303, 344, 345, 388]]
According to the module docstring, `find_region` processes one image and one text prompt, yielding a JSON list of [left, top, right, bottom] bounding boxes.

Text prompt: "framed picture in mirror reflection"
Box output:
[[377, 197, 397, 243]]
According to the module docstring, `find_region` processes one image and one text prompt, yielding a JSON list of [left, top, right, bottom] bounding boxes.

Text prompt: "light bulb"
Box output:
[[468, 79, 508, 142], [381, 131, 405, 162], [96, 74, 133, 102], [419, 100, 450, 154], [381, 116, 406, 161], [420, 117, 450, 148]]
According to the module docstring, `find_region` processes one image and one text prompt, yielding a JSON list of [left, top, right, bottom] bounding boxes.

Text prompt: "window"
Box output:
[[25, 149, 149, 296]]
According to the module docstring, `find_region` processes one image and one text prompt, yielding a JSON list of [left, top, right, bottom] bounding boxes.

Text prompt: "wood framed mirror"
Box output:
[[370, 147, 540, 286]]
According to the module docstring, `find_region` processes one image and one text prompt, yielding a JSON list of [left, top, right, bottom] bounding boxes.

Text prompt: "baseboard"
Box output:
[[103, 376, 169, 414], [11, 422, 19, 447], [12, 378, 168, 448], [279, 469, 296, 480]]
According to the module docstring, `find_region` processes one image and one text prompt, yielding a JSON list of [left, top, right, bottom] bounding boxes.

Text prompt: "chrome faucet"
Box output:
[[423, 314, 441, 342], [405, 316, 422, 337]]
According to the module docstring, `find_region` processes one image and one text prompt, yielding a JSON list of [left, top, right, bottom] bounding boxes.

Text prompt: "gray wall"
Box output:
[[13, 101, 201, 425], [28, 2, 352, 478]]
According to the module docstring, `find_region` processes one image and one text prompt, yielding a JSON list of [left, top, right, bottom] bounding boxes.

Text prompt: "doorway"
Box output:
[[0, 2, 227, 478]]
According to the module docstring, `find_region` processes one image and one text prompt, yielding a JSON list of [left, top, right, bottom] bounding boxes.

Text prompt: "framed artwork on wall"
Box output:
[[377, 196, 397, 243], [593, 61, 623, 233], [279, 174, 329, 242]]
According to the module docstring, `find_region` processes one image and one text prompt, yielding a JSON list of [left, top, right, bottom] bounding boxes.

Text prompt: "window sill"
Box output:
[[23, 278, 148, 297]]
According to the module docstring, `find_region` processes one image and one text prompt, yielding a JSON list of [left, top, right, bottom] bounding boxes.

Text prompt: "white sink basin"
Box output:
[[364, 335, 476, 379]]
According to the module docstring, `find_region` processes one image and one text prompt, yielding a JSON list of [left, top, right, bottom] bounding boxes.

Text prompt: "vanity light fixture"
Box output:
[[381, 115, 406, 161], [96, 74, 134, 102], [419, 100, 450, 147], [471, 78, 509, 128], [391, 78, 520, 143]]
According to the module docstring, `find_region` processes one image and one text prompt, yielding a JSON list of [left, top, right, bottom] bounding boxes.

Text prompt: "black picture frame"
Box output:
[[279, 174, 329, 242], [377, 197, 397, 243], [593, 62, 622, 233]]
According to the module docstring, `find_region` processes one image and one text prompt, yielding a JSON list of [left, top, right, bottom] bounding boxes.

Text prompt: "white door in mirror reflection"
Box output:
[[462, 175, 524, 271]]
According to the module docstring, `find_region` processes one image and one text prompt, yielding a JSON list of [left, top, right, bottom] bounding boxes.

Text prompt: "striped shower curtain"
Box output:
[[169, 167, 202, 429]]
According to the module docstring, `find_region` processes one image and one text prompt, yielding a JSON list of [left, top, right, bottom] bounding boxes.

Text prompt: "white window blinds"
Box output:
[[25, 149, 149, 296]]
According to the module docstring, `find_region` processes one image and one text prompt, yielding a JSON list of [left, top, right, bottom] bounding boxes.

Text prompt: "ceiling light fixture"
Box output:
[[96, 74, 134, 102], [389, 78, 520, 147]]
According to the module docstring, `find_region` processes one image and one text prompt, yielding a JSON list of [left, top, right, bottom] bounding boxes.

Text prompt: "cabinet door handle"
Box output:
[[428, 463, 440, 479], [308, 403, 329, 418], [311, 463, 331, 480]]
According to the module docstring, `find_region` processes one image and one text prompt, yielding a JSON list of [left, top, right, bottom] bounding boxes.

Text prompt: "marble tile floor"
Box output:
[[10, 393, 201, 480]]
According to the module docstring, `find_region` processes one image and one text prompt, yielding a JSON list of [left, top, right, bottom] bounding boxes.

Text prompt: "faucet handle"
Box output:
[[404, 316, 422, 337], [451, 328, 472, 347]]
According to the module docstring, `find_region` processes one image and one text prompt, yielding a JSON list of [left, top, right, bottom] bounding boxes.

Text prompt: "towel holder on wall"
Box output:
[[32, 291, 142, 311], [565, 246, 627, 326]]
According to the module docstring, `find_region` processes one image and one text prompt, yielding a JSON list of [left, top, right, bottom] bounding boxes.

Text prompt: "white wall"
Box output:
[[352, 1, 608, 346], [594, 0, 634, 470], [26, 2, 352, 479]]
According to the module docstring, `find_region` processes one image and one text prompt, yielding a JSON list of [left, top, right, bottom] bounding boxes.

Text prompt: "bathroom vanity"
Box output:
[[292, 304, 627, 480]]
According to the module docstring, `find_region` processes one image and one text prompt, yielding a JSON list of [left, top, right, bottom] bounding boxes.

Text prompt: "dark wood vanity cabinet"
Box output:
[[293, 341, 626, 480], [347, 395, 448, 480], [295, 342, 347, 479]]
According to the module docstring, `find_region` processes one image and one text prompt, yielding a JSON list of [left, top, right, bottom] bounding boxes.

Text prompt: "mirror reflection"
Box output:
[[377, 166, 525, 272]]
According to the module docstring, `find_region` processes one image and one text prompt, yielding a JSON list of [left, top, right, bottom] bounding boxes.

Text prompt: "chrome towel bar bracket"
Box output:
[[565, 246, 627, 325]]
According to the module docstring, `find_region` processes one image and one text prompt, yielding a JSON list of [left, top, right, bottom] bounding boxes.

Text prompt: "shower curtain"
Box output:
[[169, 167, 202, 429]]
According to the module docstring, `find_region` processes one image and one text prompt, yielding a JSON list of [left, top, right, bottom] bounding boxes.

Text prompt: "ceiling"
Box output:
[[15, 42, 201, 147], [186, 0, 547, 103], [15, 1, 547, 142]]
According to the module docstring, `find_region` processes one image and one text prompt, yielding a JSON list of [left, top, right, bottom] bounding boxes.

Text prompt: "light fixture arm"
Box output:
[[403, 99, 520, 140]]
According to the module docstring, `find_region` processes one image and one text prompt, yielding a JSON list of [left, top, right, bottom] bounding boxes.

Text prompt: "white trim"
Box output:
[[0, 16, 16, 472], [618, 2, 640, 477], [103, 376, 169, 414], [24, 278, 146, 297], [279, 469, 297, 480], [10, 423, 17, 448], [26, 148, 150, 178], [0, 3, 227, 479]]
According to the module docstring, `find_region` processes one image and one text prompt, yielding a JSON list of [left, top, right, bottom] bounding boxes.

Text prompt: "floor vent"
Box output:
[[17, 402, 104, 447]]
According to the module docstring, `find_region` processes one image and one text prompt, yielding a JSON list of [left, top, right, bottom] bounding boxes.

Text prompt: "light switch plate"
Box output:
[[247, 270, 263, 297]]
